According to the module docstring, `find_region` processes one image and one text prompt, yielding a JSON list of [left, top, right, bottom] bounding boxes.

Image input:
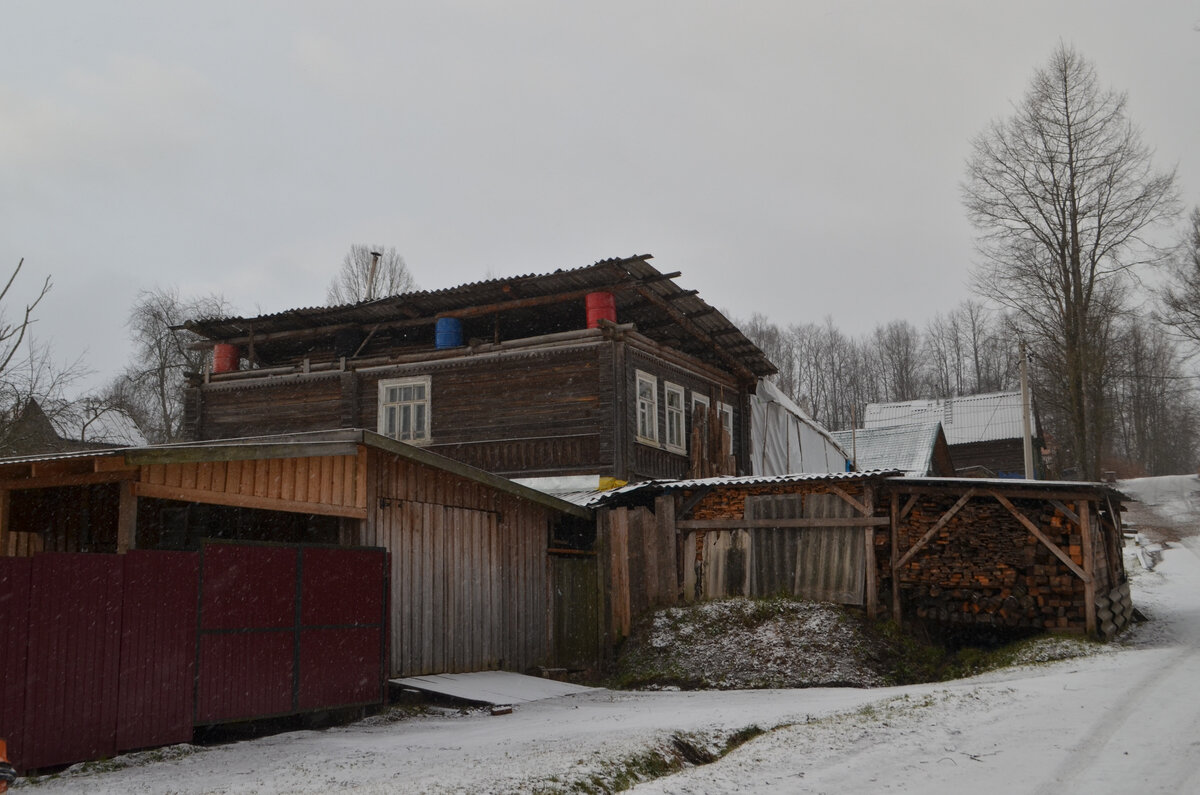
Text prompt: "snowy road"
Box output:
[[17, 476, 1200, 794]]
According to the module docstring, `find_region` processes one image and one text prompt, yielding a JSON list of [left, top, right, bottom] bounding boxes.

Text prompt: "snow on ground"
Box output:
[[16, 476, 1200, 794]]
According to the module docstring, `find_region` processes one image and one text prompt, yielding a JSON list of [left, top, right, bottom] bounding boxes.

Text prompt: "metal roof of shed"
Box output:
[[864, 392, 1037, 445]]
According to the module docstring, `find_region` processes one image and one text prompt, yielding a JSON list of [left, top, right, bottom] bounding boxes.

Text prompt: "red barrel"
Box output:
[[212, 344, 240, 373], [586, 292, 617, 328]]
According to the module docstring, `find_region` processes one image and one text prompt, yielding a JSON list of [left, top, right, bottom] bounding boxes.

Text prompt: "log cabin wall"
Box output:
[[189, 374, 344, 440], [362, 448, 557, 677], [951, 438, 1038, 478], [622, 341, 744, 482]]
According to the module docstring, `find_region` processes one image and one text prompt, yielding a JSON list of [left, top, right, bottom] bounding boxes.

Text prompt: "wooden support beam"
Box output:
[[132, 481, 368, 519], [627, 283, 760, 382], [891, 491, 901, 625], [676, 486, 713, 519], [990, 491, 1091, 583], [0, 470, 137, 490], [1050, 499, 1080, 527], [0, 489, 9, 558], [900, 494, 919, 520], [436, 280, 643, 321], [655, 494, 678, 605], [676, 517, 890, 530], [863, 484, 877, 620], [895, 489, 977, 571], [829, 484, 869, 516], [117, 480, 137, 553], [1081, 500, 1096, 636]]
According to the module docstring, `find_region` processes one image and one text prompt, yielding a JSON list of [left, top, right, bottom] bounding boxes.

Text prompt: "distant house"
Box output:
[[830, 422, 954, 477], [864, 391, 1042, 478], [180, 255, 779, 486], [0, 399, 146, 457]]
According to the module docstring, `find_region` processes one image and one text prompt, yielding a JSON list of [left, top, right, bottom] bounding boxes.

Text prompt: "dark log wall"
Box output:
[[361, 342, 608, 478], [190, 375, 343, 440], [624, 346, 742, 481], [951, 439, 1039, 478]]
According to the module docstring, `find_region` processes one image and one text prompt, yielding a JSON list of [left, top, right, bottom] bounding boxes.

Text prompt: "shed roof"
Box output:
[[181, 255, 776, 380], [582, 470, 900, 508], [830, 423, 945, 477], [864, 392, 1037, 445], [0, 429, 590, 519]]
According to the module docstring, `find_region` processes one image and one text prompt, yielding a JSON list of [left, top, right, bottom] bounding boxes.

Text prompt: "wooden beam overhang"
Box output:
[[124, 440, 362, 466], [627, 283, 760, 383], [676, 517, 890, 530]]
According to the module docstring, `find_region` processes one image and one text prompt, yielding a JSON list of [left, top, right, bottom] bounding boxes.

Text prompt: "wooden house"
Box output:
[[179, 256, 777, 486]]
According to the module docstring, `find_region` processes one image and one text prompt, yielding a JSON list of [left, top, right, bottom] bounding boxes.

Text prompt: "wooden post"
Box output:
[[863, 484, 877, 620], [655, 494, 677, 605], [1080, 499, 1096, 637], [116, 479, 137, 553], [0, 488, 9, 557], [890, 491, 901, 625]]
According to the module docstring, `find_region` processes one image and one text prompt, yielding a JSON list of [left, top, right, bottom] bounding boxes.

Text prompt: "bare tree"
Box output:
[[327, 245, 417, 305], [1158, 207, 1200, 345], [113, 287, 231, 443], [1, 259, 51, 378], [963, 44, 1178, 479]]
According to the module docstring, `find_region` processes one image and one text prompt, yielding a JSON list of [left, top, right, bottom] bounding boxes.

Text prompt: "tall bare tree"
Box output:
[[112, 287, 230, 443], [963, 44, 1178, 479], [1158, 207, 1200, 345], [1, 259, 51, 378], [327, 245, 417, 305]]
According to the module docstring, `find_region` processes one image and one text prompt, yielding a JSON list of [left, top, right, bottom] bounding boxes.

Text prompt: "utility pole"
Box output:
[[1020, 339, 1035, 479]]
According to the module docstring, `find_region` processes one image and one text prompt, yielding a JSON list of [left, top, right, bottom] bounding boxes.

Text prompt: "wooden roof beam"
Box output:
[[628, 283, 759, 383]]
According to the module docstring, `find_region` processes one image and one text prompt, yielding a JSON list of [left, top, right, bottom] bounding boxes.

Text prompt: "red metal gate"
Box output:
[[0, 543, 387, 773]]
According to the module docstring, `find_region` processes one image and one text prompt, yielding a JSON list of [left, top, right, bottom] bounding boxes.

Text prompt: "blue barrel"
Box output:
[[435, 317, 464, 348]]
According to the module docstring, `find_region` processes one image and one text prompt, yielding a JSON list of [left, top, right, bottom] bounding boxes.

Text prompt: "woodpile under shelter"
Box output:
[[588, 472, 1132, 643]]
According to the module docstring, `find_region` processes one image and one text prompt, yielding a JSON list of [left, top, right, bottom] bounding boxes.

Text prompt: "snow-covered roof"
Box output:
[[864, 392, 1036, 445], [53, 407, 147, 447], [830, 423, 943, 477]]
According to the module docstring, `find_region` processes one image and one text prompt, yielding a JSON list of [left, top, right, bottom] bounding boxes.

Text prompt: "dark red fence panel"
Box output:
[[116, 551, 199, 752], [196, 544, 299, 724], [298, 547, 389, 710], [0, 557, 32, 770], [21, 554, 124, 771]]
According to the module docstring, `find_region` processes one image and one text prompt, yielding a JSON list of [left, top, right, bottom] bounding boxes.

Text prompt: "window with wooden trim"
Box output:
[[378, 376, 430, 444], [664, 382, 686, 453], [718, 401, 734, 449], [636, 370, 658, 444]]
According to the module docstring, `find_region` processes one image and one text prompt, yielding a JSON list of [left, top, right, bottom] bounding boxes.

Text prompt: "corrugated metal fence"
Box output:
[[0, 543, 387, 773]]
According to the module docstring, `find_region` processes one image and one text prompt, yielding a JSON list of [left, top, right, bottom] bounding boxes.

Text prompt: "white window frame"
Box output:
[[663, 382, 686, 454], [691, 394, 711, 432], [377, 376, 431, 444], [718, 401, 734, 454], [635, 370, 659, 445]]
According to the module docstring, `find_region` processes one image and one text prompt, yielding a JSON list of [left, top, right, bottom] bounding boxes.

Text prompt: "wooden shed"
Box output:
[[591, 473, 1132, 642], [0, 429, 593, 677]]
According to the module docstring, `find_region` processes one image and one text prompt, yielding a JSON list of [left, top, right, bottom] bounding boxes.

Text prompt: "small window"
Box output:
[[718, 402, 734, 452], [664, 382, 686, 453], [636, 370, 658, 444], [378, 376, 430, 443]]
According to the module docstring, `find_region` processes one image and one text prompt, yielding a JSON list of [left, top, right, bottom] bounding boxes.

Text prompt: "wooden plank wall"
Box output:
[[600, 502, 678, 644], [366, 451, 553, 677], [135, 454, 366, 518], [192, 376, 344, 440]]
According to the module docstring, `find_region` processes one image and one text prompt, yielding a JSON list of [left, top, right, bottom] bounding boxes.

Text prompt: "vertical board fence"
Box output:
[[0, 544, 387, 774]]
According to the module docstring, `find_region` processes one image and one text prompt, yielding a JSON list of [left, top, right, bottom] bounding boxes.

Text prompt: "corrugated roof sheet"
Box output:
[[182, 255, 776, 378], [830, 423, 942, 477], [53, 408, 147, 447], [583, 470, 900, 507], [864, 392, 1036, 445]]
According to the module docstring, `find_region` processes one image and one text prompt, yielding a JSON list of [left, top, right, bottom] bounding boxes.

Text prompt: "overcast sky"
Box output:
[[3, 1, 1198, 394]]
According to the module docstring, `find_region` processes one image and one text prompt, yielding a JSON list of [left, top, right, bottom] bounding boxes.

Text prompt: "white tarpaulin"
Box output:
[[749, 379, 849, 475]]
